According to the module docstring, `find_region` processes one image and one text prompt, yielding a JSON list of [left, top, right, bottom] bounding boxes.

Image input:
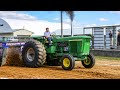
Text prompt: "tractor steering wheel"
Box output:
[[51, 32, 56, 38]]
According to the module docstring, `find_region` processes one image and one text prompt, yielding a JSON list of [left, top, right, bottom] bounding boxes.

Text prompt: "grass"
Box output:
[[95, 56, 120, 60]]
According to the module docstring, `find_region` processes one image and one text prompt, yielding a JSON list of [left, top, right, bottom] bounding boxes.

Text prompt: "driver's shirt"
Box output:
[[44, 31, 51, 37]]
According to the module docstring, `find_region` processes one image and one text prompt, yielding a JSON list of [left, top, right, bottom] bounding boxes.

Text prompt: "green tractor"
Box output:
[[22, 33, 95, 70]]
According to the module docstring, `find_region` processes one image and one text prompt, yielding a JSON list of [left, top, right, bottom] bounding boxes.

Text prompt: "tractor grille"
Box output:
[[69, 41, 82, 53], [69, 38, 90, 56]]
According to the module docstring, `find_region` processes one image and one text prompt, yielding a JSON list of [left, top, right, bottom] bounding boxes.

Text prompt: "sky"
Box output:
[[1, 11, 120, 35]]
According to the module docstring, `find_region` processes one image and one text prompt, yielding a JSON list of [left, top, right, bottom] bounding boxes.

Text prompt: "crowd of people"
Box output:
[[109, 30, 120, 47]]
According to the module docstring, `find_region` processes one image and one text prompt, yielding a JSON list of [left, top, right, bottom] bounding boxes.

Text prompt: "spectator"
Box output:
[[109, 31, 113, 46], [117, 31, 120, 46]]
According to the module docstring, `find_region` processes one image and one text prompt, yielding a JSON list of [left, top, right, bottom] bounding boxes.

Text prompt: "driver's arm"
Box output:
[[44, 32, 48, 38]]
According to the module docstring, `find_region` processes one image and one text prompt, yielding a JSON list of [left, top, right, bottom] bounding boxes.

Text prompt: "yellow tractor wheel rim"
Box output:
[[63, 58, 70, 67], [84, 57, 91, 65]]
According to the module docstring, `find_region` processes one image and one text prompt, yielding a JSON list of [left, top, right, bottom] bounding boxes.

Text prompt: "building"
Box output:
[[13, 29, 34, 37], [0, 18, 34, 37], [0, 18, 13, 37]]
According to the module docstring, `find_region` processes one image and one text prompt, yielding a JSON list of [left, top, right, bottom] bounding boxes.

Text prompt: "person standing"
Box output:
[[109, 31, 113, 46], [44, 27, 52, 45], [117, 31, 120, 46]]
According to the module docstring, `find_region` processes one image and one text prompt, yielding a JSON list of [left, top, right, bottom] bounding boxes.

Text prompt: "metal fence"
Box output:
[[84, 25, 120, 50]]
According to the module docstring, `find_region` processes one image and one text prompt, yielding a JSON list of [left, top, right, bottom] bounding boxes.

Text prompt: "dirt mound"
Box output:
[[4, 46, 24, 67]]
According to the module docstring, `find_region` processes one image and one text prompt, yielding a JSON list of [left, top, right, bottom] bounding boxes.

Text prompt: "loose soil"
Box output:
[[0, 57, 120, 79]]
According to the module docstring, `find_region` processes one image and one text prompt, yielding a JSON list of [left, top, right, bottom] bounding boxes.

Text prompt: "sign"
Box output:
[[1, 42, 25, 48]]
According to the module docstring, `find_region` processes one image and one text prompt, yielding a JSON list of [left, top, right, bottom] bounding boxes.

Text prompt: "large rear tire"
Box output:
[[22, 40, 46, 67]]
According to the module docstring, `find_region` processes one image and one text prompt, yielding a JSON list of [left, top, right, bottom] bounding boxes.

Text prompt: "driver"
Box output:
[[44, 27, 52, 46]]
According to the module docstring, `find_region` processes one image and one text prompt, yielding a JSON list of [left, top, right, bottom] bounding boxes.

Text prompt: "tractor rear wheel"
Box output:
[[81, 53, 95, 68], [61, 54, 75, 70], [22, 40, 46, 67]]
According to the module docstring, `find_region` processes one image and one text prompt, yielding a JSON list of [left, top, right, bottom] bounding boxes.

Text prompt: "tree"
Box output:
[[60, 11, 74, 37]]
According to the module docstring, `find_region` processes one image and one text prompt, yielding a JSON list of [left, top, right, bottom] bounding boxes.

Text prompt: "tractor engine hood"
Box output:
[[53, 36, 91, 42]]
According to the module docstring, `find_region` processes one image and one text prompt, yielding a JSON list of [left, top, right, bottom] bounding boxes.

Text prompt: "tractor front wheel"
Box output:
[[81, 53, 95, 68], [61, 54, 75, 70]]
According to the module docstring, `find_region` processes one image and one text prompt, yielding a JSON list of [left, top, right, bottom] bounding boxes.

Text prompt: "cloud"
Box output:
[[63, 19, 82, 27], [91, 24, 97, 26], [85, 24, 97, 27], [99, 18, 108, 21], [0, 11, 102, 36], [64, 19, 70, 23], [54, 18, 59, 21], [109, 11, 120, 14], [0, 11, 71, 35], [0, 11, 38, 21], [3, 18, 71, 35]]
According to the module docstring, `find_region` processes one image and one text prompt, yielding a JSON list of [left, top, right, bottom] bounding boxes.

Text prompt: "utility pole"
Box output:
[[61, 11, 63, 37]]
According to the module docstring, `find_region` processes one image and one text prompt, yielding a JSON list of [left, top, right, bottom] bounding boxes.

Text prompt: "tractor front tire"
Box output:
[[22, 40, 46, 68], [61, 54, 75, 70], [81, 53, 95, 68]]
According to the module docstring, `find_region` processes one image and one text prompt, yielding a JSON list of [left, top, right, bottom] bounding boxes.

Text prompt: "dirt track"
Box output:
[[0, 57, 120, 79]]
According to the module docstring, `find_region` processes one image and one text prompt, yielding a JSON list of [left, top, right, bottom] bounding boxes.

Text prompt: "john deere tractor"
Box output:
[[22, 33, 95, 70]]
